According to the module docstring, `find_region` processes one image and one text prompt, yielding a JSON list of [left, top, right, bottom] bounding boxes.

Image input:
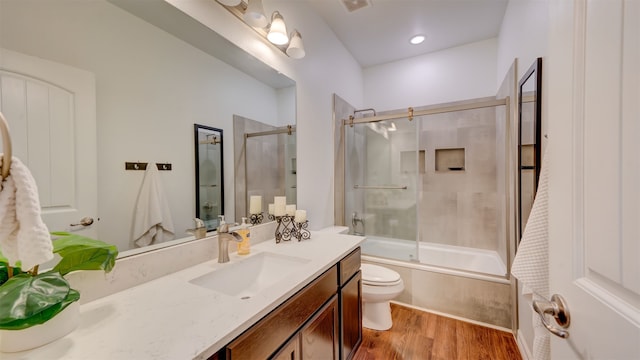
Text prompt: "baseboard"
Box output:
[[390, 301, 513, 333], [516, 330, 532, 360]]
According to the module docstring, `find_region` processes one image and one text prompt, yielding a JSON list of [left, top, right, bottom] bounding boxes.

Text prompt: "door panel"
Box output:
[[547, 0, 640, 358], [0, 48, 97, 237]]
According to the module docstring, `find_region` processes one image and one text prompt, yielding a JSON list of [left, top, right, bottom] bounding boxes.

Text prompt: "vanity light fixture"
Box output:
[[267, 11, 289, 45], [410, 35, 426, 45], [286, 30, 305, 59], [243, 0, 268, 28], [216, 0, 305, 59]]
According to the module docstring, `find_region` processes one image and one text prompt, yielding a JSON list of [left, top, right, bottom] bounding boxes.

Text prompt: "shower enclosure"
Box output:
[[341, 97, 510, 278]]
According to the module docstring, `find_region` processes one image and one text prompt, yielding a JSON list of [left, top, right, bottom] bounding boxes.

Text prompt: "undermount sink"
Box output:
[[189, 252, 311, 298]]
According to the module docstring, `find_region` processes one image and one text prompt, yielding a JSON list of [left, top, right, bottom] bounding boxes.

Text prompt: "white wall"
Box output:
[[0, 0, 283, 252], [363, 38, 498, 111], [496, 0, 549, 355], [496, 0, 549, 83], [168, 0, 364, 229]]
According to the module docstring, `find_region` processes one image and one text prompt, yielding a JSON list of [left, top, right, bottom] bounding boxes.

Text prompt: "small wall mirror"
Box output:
[[518, 58, 542, 240], [194, 124, 224, 230]]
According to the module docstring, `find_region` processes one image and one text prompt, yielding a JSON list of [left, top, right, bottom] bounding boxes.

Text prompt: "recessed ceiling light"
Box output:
[[410, 35, 425, 45]]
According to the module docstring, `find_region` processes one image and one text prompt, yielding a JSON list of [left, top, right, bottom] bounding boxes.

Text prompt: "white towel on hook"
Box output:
[[511, 149, 550, 360], [131, 164, 174, 247], [0, 155, 53, 270]]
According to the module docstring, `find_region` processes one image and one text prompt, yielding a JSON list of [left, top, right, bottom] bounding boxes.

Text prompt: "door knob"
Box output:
[[70, 217, 94, 227], [533, 294, 571, 338]]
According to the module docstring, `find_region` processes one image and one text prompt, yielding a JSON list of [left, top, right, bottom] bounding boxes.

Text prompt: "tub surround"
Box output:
[[362, 256, 512, 329], [2, 230, 364, 360]]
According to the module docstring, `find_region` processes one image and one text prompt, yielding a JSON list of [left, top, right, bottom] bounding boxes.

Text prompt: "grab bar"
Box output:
[[353, 184, 407, 190]]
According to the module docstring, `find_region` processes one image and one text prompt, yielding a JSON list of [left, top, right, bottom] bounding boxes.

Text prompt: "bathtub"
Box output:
[[358, 236, 512, 329], [360, 236, 507, 279]]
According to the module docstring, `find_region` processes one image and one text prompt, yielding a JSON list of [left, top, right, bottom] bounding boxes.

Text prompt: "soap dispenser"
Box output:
[[237, 217, 251, 255]]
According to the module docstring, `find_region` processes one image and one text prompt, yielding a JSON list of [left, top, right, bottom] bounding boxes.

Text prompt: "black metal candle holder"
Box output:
[[274, 215, 295, 243], [275, 216, 311, 243], [268, 214, 276, 221], [249, 212, 264, 225], [294, 220, 311, 241]]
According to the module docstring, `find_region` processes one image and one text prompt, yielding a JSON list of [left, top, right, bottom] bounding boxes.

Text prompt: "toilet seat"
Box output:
[[361, 263, 402, 286]]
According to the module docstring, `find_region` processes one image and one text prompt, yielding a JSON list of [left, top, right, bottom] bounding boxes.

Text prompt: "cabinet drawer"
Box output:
[[339, 248, 361, 286], [226, 265, 338, 360]]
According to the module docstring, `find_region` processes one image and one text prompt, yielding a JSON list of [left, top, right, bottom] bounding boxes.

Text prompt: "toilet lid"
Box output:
[[361, 263, 401, 285]]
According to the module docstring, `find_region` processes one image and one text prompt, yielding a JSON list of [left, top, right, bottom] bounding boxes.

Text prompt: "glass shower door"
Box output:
[[344, 117, 418, 262]]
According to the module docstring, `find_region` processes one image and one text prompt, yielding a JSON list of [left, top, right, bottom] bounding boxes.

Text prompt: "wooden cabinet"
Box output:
[[301, 295, 339, 360], [225, 266, 338, 360], [272, 334, 301, 360], [340, 271, 362, 360], [338, 248, 362, 360], [218, 247, 362, 360]]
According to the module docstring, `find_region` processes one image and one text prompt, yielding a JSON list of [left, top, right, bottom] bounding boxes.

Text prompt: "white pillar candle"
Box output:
[[249, 195, 262, 214], [294, 210, 307, 223], [274, 196, 286, 216], [268, 203, 274, 215], [286, 204, 296, 216]]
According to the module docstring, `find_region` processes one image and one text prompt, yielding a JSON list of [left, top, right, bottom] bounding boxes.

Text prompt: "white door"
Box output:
[[0, 48, 98, 237], [547, 0, 640, 358]]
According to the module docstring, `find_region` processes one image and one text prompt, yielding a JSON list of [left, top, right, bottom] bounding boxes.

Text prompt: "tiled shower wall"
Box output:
[[417, 107, 500, 250]]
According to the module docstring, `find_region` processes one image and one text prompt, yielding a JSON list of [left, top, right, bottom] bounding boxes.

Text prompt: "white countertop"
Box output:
[[3, 232, 364, 360]]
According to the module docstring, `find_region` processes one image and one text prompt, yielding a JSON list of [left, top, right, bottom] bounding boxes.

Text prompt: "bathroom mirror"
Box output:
[[195, 125, 224, 231], [517, 58, 542, 241], [0, 0, 295, 254]]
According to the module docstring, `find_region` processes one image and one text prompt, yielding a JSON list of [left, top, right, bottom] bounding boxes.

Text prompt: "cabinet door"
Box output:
[[301, 295, 339, 360], [340, 271, 362, 360], [272, 334, 300, 360]]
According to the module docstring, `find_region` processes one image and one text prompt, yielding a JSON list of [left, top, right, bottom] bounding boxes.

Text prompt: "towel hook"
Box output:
[[0, 112, 13, 181]]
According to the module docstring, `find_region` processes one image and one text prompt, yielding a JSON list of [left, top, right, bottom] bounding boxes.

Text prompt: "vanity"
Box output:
[[1, 231, 364, 360], [219, 246, 361, 360]]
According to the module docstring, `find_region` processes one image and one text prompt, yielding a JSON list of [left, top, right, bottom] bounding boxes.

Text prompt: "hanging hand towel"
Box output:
[[511, 149, 550, 360], [0, 156, 53, 270], [131, 164, 175, 247]]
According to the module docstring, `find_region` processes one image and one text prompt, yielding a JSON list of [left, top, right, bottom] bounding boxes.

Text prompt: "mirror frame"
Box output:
[[517, 57, 543, 240], [194, 124, 224, 231]]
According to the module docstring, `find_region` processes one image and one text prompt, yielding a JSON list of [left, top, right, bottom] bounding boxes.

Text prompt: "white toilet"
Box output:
[[360, 263, 404, 331]]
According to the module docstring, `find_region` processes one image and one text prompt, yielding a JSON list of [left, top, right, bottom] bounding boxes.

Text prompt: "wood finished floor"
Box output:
[[353, 303, 522, 360]]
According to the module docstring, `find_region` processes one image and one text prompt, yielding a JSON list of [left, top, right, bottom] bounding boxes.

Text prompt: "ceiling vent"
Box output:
[[340, 0, 372, 13]]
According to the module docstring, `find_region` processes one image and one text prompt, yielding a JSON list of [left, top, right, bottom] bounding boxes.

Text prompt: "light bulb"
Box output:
[[267, 11, 289, 45], [410, 35, 426, 45]]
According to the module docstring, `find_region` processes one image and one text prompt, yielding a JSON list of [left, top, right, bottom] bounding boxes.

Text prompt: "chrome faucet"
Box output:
[[352, 212, 365, 236], [217, 222, 243, 263]]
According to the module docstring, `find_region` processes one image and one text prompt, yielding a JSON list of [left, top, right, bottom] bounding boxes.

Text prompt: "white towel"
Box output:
[[131, 164, 174, 247], [511, 150, 550, 360], [0, 155, 53, 270]]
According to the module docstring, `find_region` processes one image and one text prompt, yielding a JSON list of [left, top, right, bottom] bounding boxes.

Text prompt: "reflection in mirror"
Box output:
[[0, 0, 296, 256], [194, 125, 224, 231], [517, 58, 542, 241], [234, 116, 297, 222]]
